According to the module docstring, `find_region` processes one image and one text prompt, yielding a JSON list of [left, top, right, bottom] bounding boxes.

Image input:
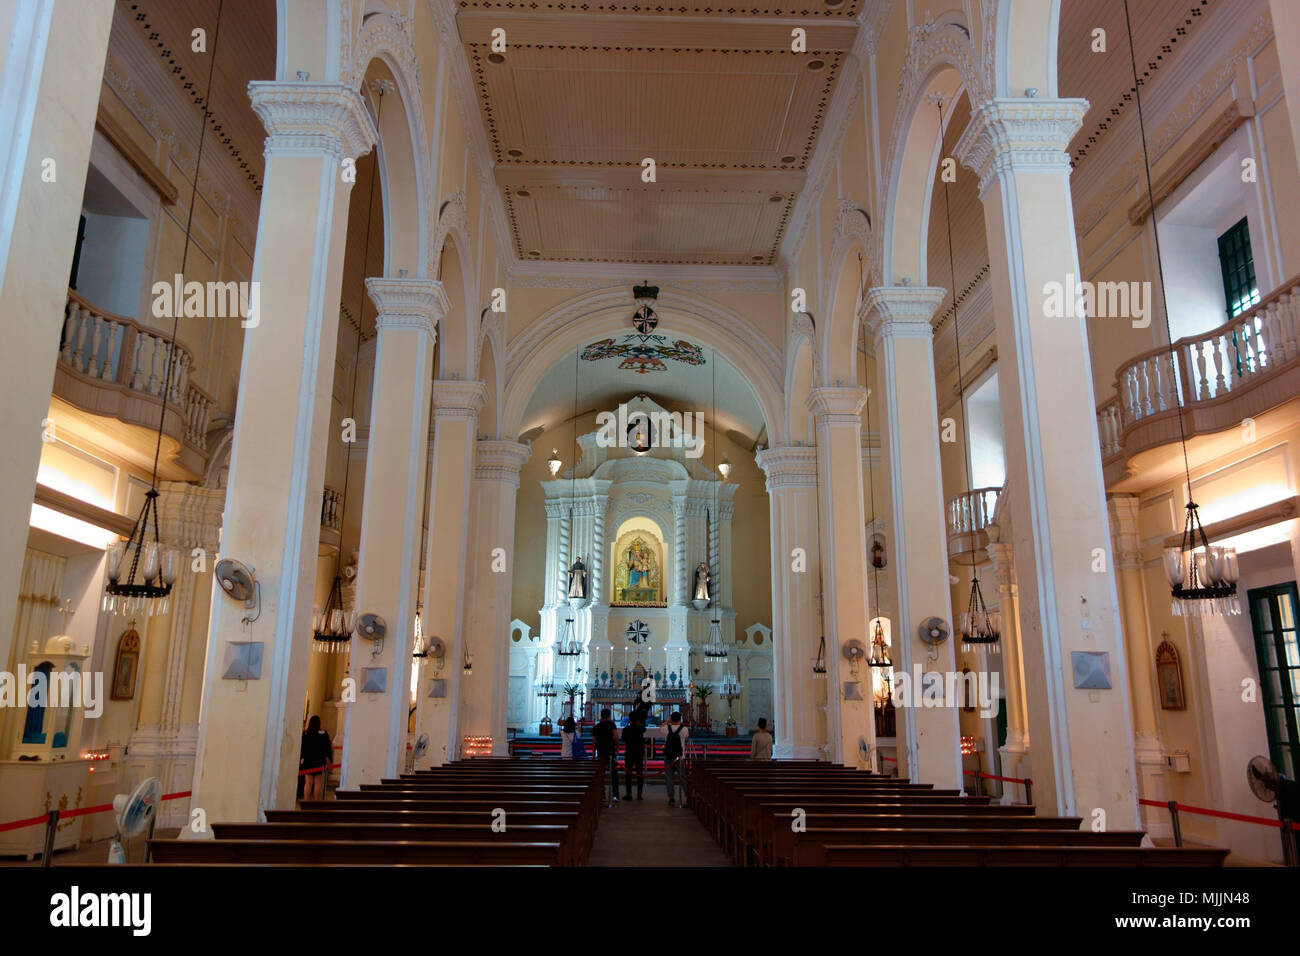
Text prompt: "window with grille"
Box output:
[[1247, 583, 1300, 780], [1217, 217, 1259, 318]]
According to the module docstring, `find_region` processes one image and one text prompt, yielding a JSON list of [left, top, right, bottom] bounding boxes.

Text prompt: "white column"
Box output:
[[987, 532, 1031, 803], [955, 98, 1140, 825], [864, 287, 963, 790], [340, 278, 441, 787], [0, 0, 113, 675], [1109, 494, 1170, 837], [808, 387, 878, 768], [191, 83, 375, 819], [460, 440, 530, 753], [413, 379, 485, 768], [757, 446, 824, 759]]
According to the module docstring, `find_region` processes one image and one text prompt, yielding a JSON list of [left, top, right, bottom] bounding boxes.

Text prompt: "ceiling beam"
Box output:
[[494, 163, 806, 193], [456, 11, 859, 51]]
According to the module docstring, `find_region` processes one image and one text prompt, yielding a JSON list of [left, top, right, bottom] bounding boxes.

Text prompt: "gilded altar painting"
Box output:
[[611, 533, 664, 606]]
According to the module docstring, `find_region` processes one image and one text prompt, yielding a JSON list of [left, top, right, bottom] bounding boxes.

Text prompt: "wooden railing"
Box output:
[[1099, 274, 1300, 462], [58, 289, 214, 451], [947, 487, 1002, 538]]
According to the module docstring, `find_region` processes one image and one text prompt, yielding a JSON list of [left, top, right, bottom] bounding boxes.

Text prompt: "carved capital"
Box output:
[[953, 98, 1089, 197], [474, 440, 530, 486], [367, 277, 447, 341], [1108, 494, 1144, 570], [755, 445, 819, 491], [862, 285, 944, 343], [807, 386, 868, 424], [249, 81, 376, 159], [432, 380, 488, 421]]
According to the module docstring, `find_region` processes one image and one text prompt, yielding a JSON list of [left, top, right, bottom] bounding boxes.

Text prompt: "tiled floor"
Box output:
[[586, 781, 731, 867]]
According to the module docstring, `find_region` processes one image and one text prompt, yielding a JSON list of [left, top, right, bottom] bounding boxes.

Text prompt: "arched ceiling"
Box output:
[[519, 328, 768, 451]]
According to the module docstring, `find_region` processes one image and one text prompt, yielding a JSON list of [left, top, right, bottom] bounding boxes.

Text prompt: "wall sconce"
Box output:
[[547, 449, 562, 476], [717, 457, 732, 480]]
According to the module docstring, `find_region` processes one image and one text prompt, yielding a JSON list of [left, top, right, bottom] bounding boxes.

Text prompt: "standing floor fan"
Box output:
[[107, 777, 162, 864], [1247, 755, 1298, 867]]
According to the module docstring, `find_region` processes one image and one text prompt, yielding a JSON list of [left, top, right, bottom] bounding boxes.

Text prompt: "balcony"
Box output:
[[1096, 274, 1300, 490], [319, 485, 343, 555], [54, 290, 215, 480], [946, 487, 1001, 564]]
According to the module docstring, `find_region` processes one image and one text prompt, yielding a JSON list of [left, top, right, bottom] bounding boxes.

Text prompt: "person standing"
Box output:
[[622, 711, 647, 800], [750, 717, 774, 760], [560, 716, 578, 759], [299, 715, 332, 801], [593, 707, 620, 801], [646, 711, 690, 806]]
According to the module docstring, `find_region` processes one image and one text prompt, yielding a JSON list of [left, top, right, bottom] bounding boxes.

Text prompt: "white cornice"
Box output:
[[249, 82, 377, 159]]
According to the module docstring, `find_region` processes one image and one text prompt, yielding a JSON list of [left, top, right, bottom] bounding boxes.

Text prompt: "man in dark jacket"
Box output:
[[622, 711, 647, 800], [592, 708, 620, 802]]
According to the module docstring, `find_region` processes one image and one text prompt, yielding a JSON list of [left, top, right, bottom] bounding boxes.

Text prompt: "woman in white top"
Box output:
[[560, 716, 577, 758]]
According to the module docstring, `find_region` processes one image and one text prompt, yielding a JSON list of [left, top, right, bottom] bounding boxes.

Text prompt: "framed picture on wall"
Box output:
[[111, 626, 141, 700], [1155, 638, 1185, 710]]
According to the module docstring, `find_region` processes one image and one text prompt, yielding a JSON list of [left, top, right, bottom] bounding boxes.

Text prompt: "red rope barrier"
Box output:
[[0, 788, 195, 832], [1139, 797, 1300, 830], [963, 769, 1032, 785]]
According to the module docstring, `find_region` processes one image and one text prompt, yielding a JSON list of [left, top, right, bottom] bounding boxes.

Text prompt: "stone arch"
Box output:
[[435, 230, 475, 379], [501, 287, 786, 446], [996, 0, 1062, 99], [357, 59, 424, 279], [819, 236, 871, 387], [876, 9, 988, 288], [431, 191, 470, 283], [477, 309, 503, 439], [785, 315, 817, 445]]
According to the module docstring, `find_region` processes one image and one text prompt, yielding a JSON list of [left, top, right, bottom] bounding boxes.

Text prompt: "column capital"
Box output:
[[755, 445, 819, 491], [1107, 494, 1144, 570], [249, 81, 377, 159], [953, 97, 1089, 196], [366, 277, 447, 341], [432, 379, 488, 421], [807, 386, 868, 423], [474, 440, 530, 487], [985, 539, 1018, 596], [861, 285, 944, 342]]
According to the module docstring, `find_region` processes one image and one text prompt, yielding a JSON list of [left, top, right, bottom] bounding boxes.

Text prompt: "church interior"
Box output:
[[4, 0, 1300, 885]]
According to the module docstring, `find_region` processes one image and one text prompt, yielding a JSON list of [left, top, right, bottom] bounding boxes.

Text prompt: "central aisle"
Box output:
[[586, 782, 732, 867]]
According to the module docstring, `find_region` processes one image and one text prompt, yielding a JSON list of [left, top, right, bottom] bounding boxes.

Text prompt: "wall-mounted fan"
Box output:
[[414, 733, 430, 759], [918, 617, 950, 645], [107, 777, 162, 864], [215, 558, 261, 623], [356, 613, 386, 641]]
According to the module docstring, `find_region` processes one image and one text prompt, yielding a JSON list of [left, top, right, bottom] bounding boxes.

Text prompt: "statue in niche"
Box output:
[[613, 536, 662, 605], [567, 557, 588, 601], [694, 562, 712, 602]]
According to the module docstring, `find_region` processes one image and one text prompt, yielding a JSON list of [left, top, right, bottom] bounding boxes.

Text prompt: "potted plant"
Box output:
[[694, 683, 713, 727], [562, 682, 580, 720], [538, 716, 553, 736]]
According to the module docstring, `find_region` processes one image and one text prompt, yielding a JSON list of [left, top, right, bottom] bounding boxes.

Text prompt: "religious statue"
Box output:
[[567, 556, 588, 601], [625, 540, 652, 588], [613, 536, 662, 605], [694, 562, 711, 602]]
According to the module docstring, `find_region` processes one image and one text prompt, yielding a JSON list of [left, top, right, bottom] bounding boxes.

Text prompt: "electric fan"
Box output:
[[107, 777, 162, 864], [1247, 754, 1299, 866]]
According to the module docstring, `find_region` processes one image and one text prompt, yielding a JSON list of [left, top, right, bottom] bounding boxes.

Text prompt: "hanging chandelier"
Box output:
[[812, 634, 828, 675], [868, 618, 892, 668], [703, 615, 728, 660], [103, 492, 179, 617], [1121, 0, 1238, 617], [312, 574, 354, 653], [555, 614, 581, 656], [960, 575, 1001, 652], [1164, 505, 1240, 615]]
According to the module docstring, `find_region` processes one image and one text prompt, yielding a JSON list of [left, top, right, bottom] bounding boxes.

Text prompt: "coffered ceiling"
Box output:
[[455, 4, 860, 265]]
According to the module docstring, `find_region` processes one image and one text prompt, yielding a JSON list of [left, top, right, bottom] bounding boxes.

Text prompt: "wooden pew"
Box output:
[[819, 844, 1229, 866], [149, 838, 565, 866]]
